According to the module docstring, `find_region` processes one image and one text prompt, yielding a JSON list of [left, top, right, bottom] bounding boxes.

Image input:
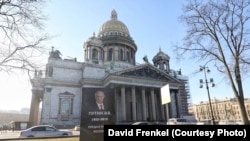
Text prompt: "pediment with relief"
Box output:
[[113, 64, 178, 82]]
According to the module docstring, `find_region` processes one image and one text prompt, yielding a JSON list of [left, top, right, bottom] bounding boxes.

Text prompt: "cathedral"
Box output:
[[29, 9, 191, 128]]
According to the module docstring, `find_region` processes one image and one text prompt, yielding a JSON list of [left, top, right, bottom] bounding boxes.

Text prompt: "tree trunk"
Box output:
[[236, 95, 250, 124]]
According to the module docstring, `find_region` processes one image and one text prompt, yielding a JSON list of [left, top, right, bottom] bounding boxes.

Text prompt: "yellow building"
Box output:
[[189, 97, 250, 122]]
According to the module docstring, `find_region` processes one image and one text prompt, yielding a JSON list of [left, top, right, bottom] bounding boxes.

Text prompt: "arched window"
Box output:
[[108, 48, 113, 61], [92, 48, 98, 60], [155, 63, 159, 68], [119, 49, 123, 61]]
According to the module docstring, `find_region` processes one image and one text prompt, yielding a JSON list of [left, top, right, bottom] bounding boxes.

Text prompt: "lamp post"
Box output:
[[199, 65, 216, 125]]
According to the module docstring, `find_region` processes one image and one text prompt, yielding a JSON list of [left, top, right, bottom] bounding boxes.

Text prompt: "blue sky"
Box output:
[[0, 0, 249, 111]]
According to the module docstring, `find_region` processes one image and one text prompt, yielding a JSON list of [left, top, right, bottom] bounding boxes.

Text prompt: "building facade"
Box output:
[[189, 97, 250, 122], [0, 112, 29, 130], [29, 9, 191, 128]]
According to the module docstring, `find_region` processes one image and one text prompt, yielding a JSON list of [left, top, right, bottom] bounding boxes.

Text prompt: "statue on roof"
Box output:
[[143, 55, 149, 63], [49, 46, 62, 59], [110, 60, 115, 69]]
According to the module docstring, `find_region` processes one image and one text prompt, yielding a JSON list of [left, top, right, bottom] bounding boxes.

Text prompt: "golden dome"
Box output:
[[99, 9, 130, 36]]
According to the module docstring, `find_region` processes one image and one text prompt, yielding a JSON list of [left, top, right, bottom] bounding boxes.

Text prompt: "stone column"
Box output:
[[132, 86, 136, 120], [151, 88, 156, 120], [121, 86, 126, 121], [86, 47, 90, 61], [170, 91, 177, 118], [176, 90, 180, 117], [160, 97, 165, 120], [89, 47, 92, 60], [29, 90, 41, 127], [84, 48, 87, 61], [104, 48, 108, 62], [114, 46, 118, 61], [87, 47, 89, 59], [141, 87, 147, 121]]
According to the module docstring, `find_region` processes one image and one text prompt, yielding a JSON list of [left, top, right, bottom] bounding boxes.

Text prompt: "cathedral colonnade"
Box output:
[[114, 85, 179, 123]]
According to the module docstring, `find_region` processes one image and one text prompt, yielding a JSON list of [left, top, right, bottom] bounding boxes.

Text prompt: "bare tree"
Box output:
[[175, 0, 250, 124], [0, 0, 49, 76]]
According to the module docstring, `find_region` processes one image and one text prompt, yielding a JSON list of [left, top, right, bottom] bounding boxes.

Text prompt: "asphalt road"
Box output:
[[0, 130, 80, 140]]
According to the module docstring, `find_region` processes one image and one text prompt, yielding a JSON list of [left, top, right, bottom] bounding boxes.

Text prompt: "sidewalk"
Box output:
[[0, 130, 20, 139]]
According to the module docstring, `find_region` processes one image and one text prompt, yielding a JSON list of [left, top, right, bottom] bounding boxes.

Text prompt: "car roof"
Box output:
[[33, 125, 53, 127], [132, 122, 151, 125], [29, 125, 55, 129], [168, 118, 187, 121]]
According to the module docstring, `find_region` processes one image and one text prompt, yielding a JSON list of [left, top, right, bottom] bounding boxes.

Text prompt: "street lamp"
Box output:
[[199, 65, 216, 125]]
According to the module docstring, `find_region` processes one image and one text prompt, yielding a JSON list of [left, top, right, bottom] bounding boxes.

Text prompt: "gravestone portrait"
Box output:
[[80, 88, 116, 141]]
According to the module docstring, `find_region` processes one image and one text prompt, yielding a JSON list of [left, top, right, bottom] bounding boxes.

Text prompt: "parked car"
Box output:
[[196, 119, 213, 125], [167, 118, 194, 125], [218, 120, 238, 125], [74, 125, 80, 131], [132, 122, 154, 125], [19, 125, 73, 138], [235, 119, 244, 125], [132, 121, 166, 125]]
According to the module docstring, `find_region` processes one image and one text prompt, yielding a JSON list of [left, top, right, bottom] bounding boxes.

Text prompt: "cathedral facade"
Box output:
[[29, 9, 191, 128]]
